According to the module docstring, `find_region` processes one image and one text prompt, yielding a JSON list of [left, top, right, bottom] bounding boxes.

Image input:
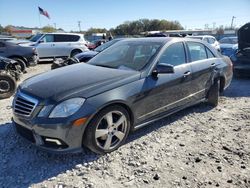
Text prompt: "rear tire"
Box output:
[[207, 79, 219, 107], [0, 72, 17, 99], [11, 58, 27, 73], [83, 105, 131, 154]]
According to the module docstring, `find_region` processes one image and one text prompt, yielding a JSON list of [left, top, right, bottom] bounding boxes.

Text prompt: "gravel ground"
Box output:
[[0, 63, 249, 188]]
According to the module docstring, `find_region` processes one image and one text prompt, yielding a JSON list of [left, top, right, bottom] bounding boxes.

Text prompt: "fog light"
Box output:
[[45, 138, 62, 145]]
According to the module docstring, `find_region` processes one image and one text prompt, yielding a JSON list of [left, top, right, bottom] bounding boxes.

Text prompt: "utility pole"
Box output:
[[213, 22, 216, 30], [78, 21, 81, 32], [231, 16, 236, 29], [54, 23, 56, 29]]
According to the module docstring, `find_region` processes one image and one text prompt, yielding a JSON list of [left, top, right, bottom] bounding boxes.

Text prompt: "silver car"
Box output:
[[28, 33, 89, 59]]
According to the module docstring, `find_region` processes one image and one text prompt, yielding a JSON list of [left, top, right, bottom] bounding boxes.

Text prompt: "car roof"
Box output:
[[43, 33, 84, 36]]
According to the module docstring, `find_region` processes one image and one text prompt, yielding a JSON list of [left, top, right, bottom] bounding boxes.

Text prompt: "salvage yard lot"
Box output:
[[0, 63, 250, 188]]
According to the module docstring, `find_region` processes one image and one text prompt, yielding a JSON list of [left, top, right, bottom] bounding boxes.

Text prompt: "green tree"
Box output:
[[113, 19, 183, 35], [0, 24, 4, 33], [85, 28, 107, 35], [3, 25, 13, 34], [42, 26, 56, 33]]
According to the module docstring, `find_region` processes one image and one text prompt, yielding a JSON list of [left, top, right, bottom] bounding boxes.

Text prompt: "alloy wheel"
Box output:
[[95, 111, 128, 150]]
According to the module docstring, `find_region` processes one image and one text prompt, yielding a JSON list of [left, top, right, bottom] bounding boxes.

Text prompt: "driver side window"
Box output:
[[158, 42, 186, 66], [41, 34, 54, 43]]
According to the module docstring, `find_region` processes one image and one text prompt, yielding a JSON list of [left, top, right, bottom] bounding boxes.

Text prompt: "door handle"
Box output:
[[211, 63, 216, 67], [51, 44, 55, 46], [183, 71, 191, 78]]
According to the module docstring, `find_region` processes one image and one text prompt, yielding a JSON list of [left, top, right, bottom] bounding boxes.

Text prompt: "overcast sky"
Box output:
[[0, 0, 249, 31]]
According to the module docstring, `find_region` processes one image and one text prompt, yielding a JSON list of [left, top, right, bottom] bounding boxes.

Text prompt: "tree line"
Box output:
[[0, 19, 183, 36], [85, 19, 183, 36]]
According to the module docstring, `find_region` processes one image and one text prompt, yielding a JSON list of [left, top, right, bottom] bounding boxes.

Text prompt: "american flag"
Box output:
[[38, 6, 50, 19]]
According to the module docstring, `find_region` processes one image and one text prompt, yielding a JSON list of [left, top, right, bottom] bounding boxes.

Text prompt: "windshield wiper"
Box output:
[[94, 64, 116, 69]]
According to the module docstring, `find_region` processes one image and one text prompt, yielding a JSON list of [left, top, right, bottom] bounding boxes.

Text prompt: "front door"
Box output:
[[134, 42, 193, 123], [36, 34, 55, 58]]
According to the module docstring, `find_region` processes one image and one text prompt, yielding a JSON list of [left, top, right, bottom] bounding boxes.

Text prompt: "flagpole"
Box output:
[[38, 6, 41, 28]]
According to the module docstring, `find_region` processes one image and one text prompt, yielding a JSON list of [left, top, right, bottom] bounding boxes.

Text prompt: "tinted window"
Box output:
[[0, 42, 5, 47], [187, 42, 207, 61], [219, 38, 230, 44], [88, 41, 161, 71], [29, 34, 43, 42], [206, 47, 215, 58], [42, 34, 54, 42], [208, 37, 215, 44], [54, 35, 80, 42], [159, 42, 186, 66]]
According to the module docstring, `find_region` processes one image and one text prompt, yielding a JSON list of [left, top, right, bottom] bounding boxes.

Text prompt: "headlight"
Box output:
[[49, 98, 85, 118]]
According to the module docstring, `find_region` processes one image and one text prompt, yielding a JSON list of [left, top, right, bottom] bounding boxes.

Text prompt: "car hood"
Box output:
[[20, 63, 140, 102], [238, 22, 250, 50]]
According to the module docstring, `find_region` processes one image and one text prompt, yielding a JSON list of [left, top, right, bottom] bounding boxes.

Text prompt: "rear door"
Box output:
[[185, 41, 217, 100], [135, 42, 193, 122], [54, 34, 81, 57]]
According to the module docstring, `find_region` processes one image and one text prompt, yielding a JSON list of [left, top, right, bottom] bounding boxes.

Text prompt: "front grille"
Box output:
[[15, 123, 35, 143], [14, 92, 38, 117]]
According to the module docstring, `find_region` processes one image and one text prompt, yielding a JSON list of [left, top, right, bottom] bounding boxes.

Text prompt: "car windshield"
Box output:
[[29, 34, 43, 42], [88, 40, 162, 71], [219, 37, 238, 44], [94, 39, 120, 52]]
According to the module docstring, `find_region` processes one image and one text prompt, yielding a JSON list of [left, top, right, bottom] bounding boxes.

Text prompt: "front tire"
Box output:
[[207, 79, 219, 107], [83, 105, 131, 154], [0, 72, 17, 99], [11, 57, 27, 73]]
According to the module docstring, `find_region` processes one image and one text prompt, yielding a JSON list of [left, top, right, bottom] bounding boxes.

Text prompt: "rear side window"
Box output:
[[206, 48, 215, 58], [208, 37, 215, 44], [159, 42, 186, 66], [42, 34, 54, 42], [186, 42, 207, 61], [54, 35, 80, 42]]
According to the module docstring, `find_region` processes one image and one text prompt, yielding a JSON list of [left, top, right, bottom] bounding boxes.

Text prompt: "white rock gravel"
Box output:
[[0, 63, 249, 188]]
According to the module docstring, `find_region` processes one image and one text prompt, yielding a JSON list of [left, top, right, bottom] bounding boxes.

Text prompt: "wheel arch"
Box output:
[[7, 55, 28, 64], [81, 101, 135, 145], [70, 49, 83, 56]]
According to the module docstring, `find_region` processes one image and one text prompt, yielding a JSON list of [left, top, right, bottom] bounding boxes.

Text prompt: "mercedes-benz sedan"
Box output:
[[12, 38, 233, 154]]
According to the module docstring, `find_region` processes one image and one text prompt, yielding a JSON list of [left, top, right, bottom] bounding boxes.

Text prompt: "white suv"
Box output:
[[28, 33, 89, 59], [186, 35, 221, 52]]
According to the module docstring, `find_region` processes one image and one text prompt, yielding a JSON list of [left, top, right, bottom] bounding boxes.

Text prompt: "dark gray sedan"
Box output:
[[0, 40, 38, 71], [12, 38, 233, 154]]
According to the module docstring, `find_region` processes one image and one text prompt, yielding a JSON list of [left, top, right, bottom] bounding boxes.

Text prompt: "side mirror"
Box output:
[[38, 40, 44, 43], [152, 63, 174, 77]]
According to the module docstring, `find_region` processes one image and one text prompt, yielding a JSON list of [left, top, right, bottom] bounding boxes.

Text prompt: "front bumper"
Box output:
[[12, 114, 88, 154]]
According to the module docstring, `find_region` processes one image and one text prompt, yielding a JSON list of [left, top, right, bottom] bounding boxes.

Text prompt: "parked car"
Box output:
[[0, 56, 21, 99], [12, 38, 232, 154], [0, 40, 38, 72], [25, 33, 89, 59], [87, 39, 107, 50], [219, 37, 238, 57], [231, 23, 250, 77], [186, 35, 221, 52], [51, 39, 123, 69]]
